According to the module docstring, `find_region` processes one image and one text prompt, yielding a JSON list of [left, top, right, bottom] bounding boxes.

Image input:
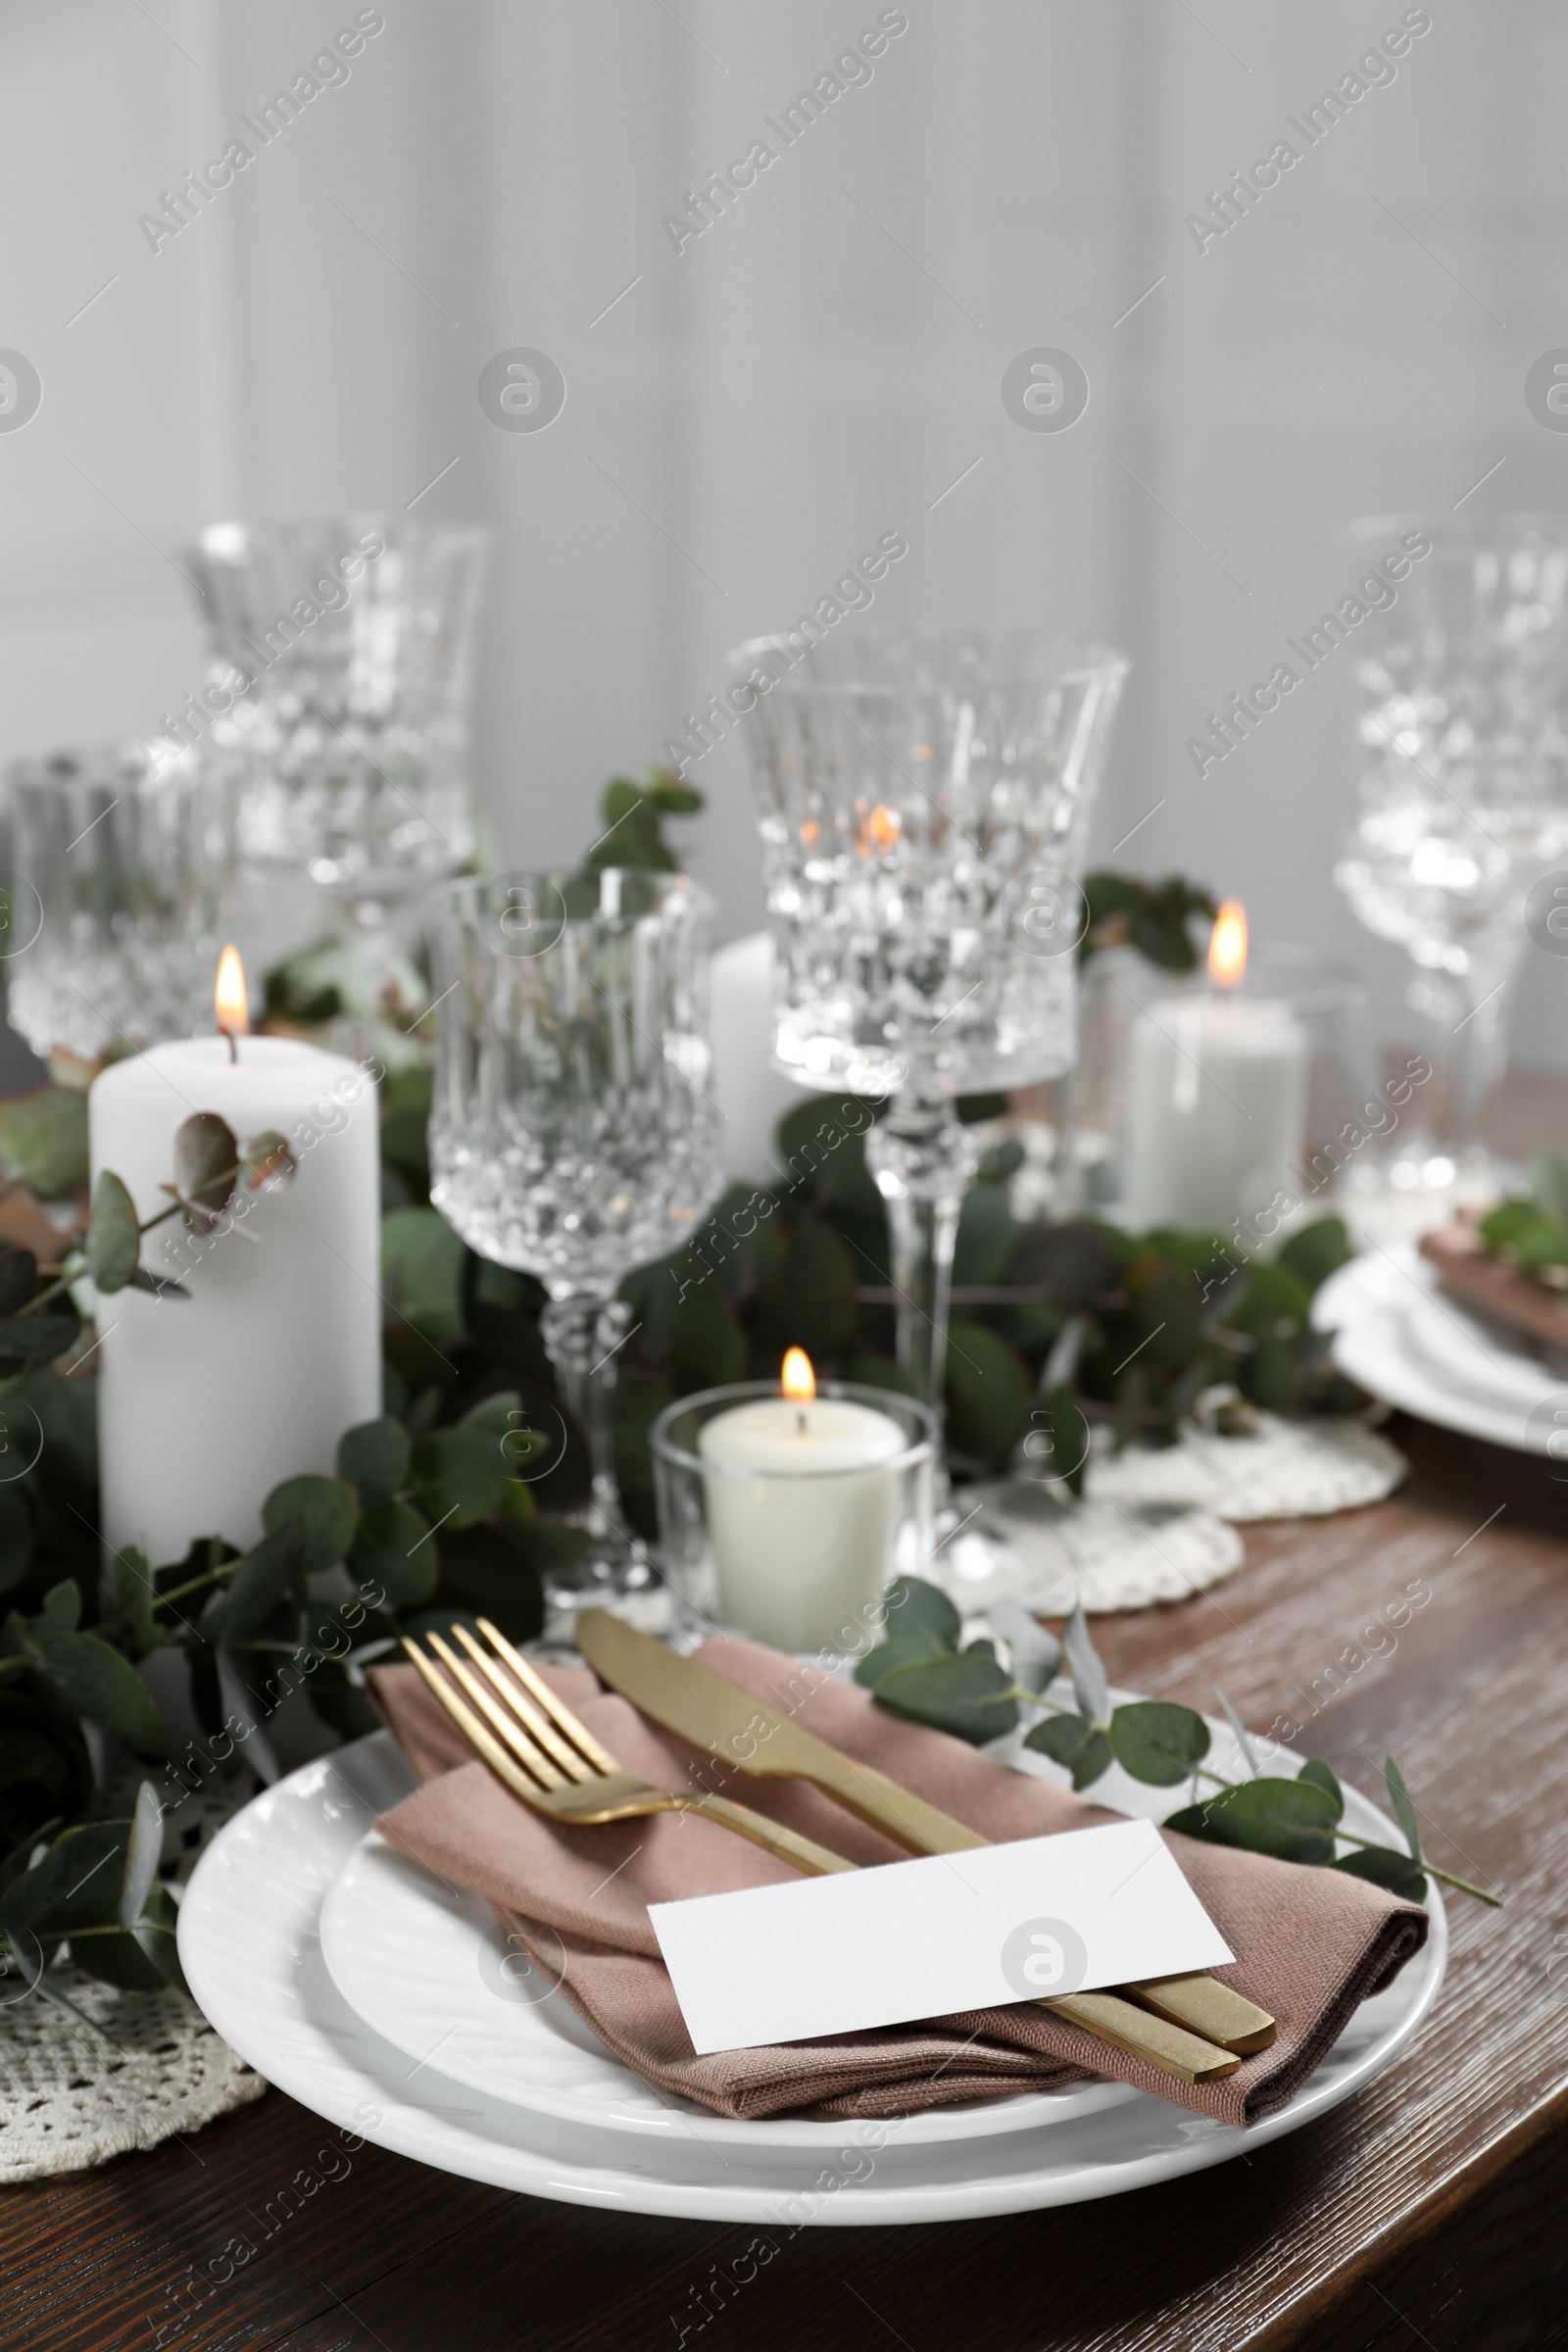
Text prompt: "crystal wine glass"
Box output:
[[183, 516, 490, 999], [729, 626, 1128, 1410], [1334, 515, 1568, 1204], [3, 738, 234, 1059], [427, 868, 723, 1609]]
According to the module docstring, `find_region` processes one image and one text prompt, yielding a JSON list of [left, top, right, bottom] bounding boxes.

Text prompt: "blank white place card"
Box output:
[[649, 1817, 1234, 2056]]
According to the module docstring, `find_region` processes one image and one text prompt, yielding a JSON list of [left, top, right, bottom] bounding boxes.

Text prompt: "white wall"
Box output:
[[2, 0, 1566, 1071]]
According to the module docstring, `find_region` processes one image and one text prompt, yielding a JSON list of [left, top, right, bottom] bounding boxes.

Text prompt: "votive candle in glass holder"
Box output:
[[651, 1355, 937, 1653]]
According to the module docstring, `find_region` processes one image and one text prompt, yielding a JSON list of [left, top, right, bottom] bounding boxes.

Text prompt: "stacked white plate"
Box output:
[[177, 1718, 1446, 2222], [1315, 1239, 1568, 1456]]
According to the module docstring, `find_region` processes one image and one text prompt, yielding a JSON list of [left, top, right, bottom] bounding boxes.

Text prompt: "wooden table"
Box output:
[[7, 1413, 1568, 2352]]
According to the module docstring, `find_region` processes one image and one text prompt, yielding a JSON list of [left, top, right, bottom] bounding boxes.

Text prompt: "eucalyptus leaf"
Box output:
[[172, 1110, 238, 1230], [1061, 1601, 1109, 1729], [1527, 1150, 1568, 1224], [855, 1576, 960, 1690], [0, 1249, 35, 1315], [262, 1475, 359, 1575], [240, 1129, 296, 1193], [0, 1314, 81, 1365], [1298, 1757, 1345, 1815], [0, 1087, 89, 1199], [86, 1170, 141, 1294], [1023, 1712, 1113, 1790], [1383, 1754, 1423, 1862], [337, 1416, 412, 1515], [112, 1547, 159, 1658], [349, 1501, 438, 1610], [988, 1599, 1061, 1695], [119, 1780, 163, 1931], [203, 1518, 308, 1646], [1165, 1775, 1340, 1865], [1108, 1700, 1210, 1787], [413, 1426, 510, 1528], [869, 1648, 1020, 1745], [944, 1319, 1031, 1469], [1276, 1216, 1352, 1296], [0, 1822, 127, 1936], [1030, 1383, 1091, 1495], [36, 1635, 161, 1748], [1334, 1844, 1427, 1901], [381, 1205, 466, 1343], [31, 1582, 81, 1642], [1214, 1689, 1258, 1778]]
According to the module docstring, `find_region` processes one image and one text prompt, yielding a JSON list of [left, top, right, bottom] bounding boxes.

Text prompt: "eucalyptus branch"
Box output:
[[858, 1580, 1496, 1909]]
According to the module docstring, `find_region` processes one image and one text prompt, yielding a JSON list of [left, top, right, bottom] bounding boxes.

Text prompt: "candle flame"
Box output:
[[863, 804, 901, 853], [215, 945, 249, 1037], [781, 1348, 815, 1402], [1207, 900, 1248, 990]]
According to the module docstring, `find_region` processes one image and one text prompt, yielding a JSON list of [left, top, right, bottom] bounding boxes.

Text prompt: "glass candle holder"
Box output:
[[3, 739, 234, 1060], [1064, 942, 1373, 1234], [651, 1379, 938, 1654]]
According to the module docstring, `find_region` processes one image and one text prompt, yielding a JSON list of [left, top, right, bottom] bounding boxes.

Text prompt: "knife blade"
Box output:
[[574, 1609, 1274, 2061]]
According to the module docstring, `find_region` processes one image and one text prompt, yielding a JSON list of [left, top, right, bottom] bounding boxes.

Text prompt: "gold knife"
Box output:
[[575, 1610, 1274, 2075]]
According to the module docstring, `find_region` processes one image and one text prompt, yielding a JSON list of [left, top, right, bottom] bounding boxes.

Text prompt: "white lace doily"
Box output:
[[0, 1965, 266, 2184], [0, 1757, 267, 2183], [941, 1491, 1245, 1616], [936, 1415, 1406, 1616], [1088, 1412, 1407, 1523]]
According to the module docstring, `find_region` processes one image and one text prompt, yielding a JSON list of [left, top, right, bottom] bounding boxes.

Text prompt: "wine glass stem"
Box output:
[[1447, 964, 1514, 1156], [866, 1095, 980, 1413], [540, 1291, 628, 1540]]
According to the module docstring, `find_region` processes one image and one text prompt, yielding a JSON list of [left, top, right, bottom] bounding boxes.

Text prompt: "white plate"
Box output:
[[178, 1729, 1446, 2222], [318, 1829, 1131, 2150], [1316, 1241, 1567, 1453]]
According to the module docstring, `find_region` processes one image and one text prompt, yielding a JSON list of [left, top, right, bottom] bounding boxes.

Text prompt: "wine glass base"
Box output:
[[539, 1541, 679, 1651]]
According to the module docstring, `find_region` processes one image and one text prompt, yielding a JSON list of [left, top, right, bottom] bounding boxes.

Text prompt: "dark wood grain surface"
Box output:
[[5, 1413, 1567, 2352]]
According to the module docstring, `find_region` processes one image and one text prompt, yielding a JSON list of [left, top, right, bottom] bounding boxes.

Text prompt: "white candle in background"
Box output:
[[1123, 902, 1309, 1233], [699, 1349, 905, 1650], [709, 930, 803, 1185], [89, 951, 380, 1564]]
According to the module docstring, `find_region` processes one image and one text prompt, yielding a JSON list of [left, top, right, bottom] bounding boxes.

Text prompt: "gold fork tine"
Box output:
[[401, 1637, 558, 1808], [451, 1624, 591, 1782], [476, 1614, 619, 1776], [424, 1631, 569, 1789]]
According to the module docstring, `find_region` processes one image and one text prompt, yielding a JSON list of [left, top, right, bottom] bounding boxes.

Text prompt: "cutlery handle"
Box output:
[[1046, 1993, 1241, 2083], [789, 1751, 992, 1857], [1127, 1975, 1276, 2054], [682, 1792, 859, 1878]]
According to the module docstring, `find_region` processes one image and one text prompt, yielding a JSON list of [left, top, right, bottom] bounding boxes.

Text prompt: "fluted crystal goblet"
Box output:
[[729, 626, 1128, 1412], [428, 868, 723, 1609]]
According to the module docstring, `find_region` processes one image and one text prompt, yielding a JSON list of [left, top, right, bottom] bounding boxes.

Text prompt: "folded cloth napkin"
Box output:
[[365, 1634, 1427, 2126]]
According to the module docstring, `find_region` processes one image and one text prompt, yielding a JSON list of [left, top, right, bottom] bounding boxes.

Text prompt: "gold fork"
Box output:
[[401, 1618, 1241, 2085], [400, 1621, 857, 1878]]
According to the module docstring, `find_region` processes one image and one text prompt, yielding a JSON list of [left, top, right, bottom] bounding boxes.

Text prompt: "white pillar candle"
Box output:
[[1123, 997, 1308, 1233], [699, 1374, 906, 1651], [709, 930, 802, 1185], [89, 1032, 381, 1563]]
